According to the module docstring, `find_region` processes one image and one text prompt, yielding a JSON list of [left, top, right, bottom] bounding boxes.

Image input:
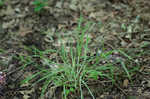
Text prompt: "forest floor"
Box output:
[[0, 0, 150, 99]]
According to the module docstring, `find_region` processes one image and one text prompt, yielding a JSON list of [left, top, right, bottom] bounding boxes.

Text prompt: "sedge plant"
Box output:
[[20, 16, 139, 99]]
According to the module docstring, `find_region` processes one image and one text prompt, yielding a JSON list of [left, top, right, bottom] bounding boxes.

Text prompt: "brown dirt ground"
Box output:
[[0, 0, 150, 99]]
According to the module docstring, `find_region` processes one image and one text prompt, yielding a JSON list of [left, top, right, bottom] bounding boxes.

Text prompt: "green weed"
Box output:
[[20, 16, 140, 99], [33, 0, 48, 12], [0, 0, 4, 6]]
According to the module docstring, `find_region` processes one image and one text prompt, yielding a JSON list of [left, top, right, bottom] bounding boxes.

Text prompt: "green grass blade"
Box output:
[[32, 72, 52, 87], [40, 77, 51, 98], [82, 80, 95, 99], [118, 50, 132, 60], [63, 85, 67, 99], [20, 71, 43, 85], [80, 77, 84, 99], [120, 61, 131, 80]]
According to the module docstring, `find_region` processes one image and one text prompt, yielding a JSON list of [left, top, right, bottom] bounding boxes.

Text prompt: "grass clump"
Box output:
[[20, 16, 140, 99]]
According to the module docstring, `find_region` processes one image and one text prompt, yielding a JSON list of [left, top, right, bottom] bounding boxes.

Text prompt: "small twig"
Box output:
[[120, 29, 150, 34], [8, 86, 32, 91], [114, 83, 127, 96], [6, 67, 23, 76]]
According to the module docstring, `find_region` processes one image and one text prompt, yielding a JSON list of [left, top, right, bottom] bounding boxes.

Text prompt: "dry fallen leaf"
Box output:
[[123, 79, 129, 88], [139, 66, 145, 72], [19, 25, 32, 37]]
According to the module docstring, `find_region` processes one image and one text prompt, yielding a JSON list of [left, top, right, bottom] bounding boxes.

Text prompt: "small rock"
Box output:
[[55, 2, 62, 8], [121, 41, 128, 47], [147, 80, 150, 88], [15, 8, 21, 13]]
